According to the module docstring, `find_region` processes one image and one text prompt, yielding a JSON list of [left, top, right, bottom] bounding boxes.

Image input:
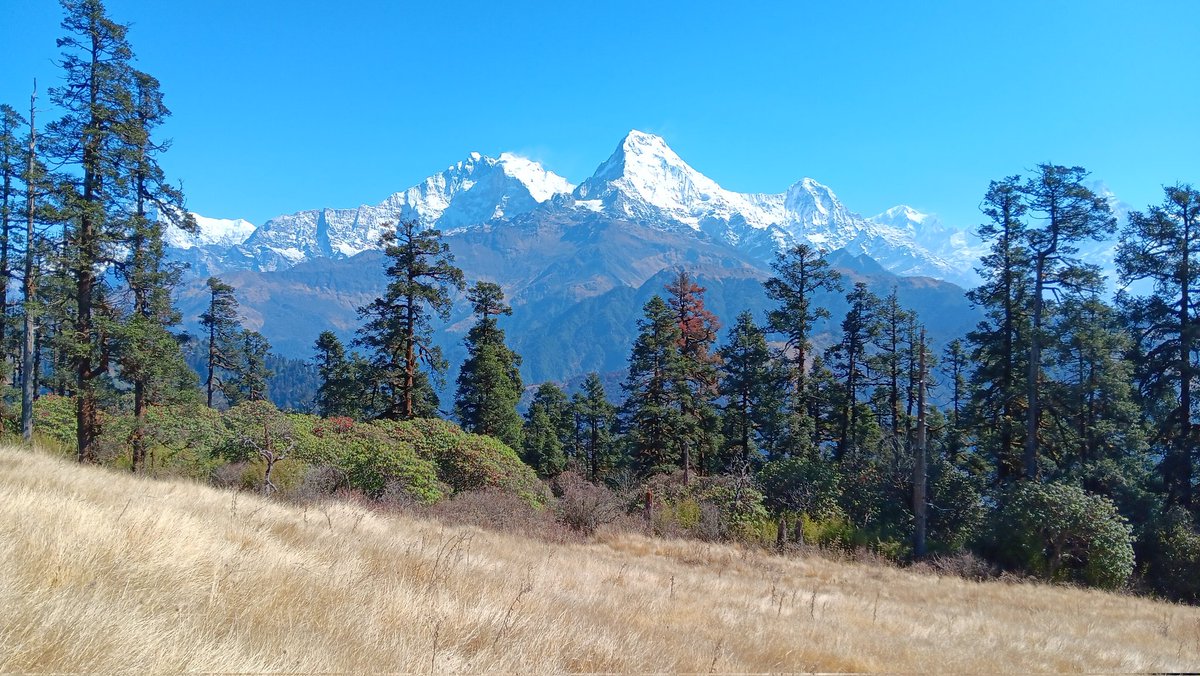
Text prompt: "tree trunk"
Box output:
[[75, 34, 102, 464], [913, 329, 928, 559], [131, 380, 146, 472], [20, 82, 36, 443], [1179, 209, 1194, 508], [1024, 255, 1046, 480]]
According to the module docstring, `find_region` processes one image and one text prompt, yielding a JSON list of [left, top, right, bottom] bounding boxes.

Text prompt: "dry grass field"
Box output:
[[1, 446, 1198, 673]]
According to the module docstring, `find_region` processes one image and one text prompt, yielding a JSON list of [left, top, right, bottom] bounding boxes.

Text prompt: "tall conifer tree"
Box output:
[[1019, 165, 1115, 478], [622, 296, 685, 477], [46, 0, 142, 462], [454, 281, 523, 448], [717, 311, 784, 470], [573, 372, 615, 482], [1118, 184, 1200, 508], [765, 244, 842, 455], [200, 277, 239, 407], [664, 269, 720, 480], [967, 177, 1032, 482], [357, 220, 463, 420]]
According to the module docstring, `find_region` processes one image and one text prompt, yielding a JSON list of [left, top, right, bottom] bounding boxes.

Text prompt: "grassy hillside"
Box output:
[[1, 447, 1197, 673]]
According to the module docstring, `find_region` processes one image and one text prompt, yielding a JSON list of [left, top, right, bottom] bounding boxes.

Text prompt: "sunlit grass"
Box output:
[[1, 446, 1197, 672]]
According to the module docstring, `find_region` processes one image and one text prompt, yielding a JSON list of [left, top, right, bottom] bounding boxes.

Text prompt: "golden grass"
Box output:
[[1, 446, 1198, 673]]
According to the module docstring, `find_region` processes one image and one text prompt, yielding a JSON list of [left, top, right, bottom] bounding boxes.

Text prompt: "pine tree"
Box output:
[[116, 69, 195, 471], [454, 281, 523, 448], [717, 311, 784, 470], [1045, 294, 1146, 478], [941, 338, 970, 461], [313, 330, 361, 418], [967, 177, 1032, 482], [765, 244, 842, 455], [826, 282, 880, 461], [869, 288, 914, 466], [573, 372, 615, 482], [622, 296, 685, 477], [1020, 165, 1116, 478], [0, 104, 24, 382], [199, 277, 239, 407], [356, 220, 464, 420], [1118, 184, 1200, 509], [45, 0, 143, 462], [664, 269, 721, 480], [225, 329, 272, 405], [522, 382, 572, 477]]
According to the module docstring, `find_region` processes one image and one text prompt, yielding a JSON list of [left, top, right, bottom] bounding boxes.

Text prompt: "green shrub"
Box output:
[[342, 435, 443, 505], [1139, 506, 1200, 603], [32, 395, 78, 454], [643, 471, 769, 541], [106, 404, 227, 478], [375, 418, 547, 507], [991, 482, 1135, 590], [927, 456, 986, 552], [757, 455, 842, 519], [799, 513, 861, 552], [238, 457, 309, 496]]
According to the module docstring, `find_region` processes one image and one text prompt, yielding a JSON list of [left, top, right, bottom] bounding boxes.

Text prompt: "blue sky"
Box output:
[[2, 1, 1197, 229]]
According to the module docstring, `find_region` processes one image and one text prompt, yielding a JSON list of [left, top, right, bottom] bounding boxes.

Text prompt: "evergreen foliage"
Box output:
[[521, 382, 571, 477], [454, 281, 523, 448], [356, 220, 464, 420], [764, 243, 842, 455], [621, 296, 686, 477], [572, 372, 616, 482], [717, 311, 784, 469], [1118, 184, 1200, 509]]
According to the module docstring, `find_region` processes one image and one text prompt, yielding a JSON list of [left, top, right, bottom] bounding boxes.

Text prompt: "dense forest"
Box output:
[[2, 0, 1197, 603]]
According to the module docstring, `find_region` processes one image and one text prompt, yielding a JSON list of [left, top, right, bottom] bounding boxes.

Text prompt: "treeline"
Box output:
[[307, 167, 1200, 600], [4, 0, 1197, 603]]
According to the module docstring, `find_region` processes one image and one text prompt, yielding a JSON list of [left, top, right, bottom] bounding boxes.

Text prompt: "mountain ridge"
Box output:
[[167, 130, 982, 287]]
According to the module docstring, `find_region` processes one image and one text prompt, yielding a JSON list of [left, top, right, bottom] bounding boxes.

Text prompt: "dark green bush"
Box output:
[[643, 471, 769, 541], [341, 433, 444, 504], [991, 482, 1135, 590], [756, 455, 841, 519], [1139, 506, 1200, 603], [31, 395, 79, 454], [99, 404, 227, 477]]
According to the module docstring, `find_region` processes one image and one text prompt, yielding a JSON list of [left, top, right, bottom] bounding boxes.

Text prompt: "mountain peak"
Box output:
[[574, 130, 729, 227], [875, 204, 928, 225], [621, 128, 670, 150], [496, 152, 575, 202]]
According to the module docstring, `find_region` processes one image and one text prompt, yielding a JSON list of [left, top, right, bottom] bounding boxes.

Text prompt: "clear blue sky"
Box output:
[[2, 1, 1197, 230]]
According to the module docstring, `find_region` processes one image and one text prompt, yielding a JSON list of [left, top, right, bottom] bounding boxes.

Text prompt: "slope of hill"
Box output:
[[1, 447, 1196, 673]]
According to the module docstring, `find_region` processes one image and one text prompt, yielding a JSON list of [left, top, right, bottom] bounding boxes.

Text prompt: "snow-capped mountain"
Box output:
[[866, 205, 986, 286], [574, 130, 784, 232], [171, 130, 977, 285], [226, 152, 574, 271], [164, 214, 257, 250], [570, 131, 975, 285]]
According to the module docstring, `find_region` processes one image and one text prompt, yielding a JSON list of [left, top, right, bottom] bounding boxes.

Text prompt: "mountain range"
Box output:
[[167, 131, 984, 287], [167, 131, 993, 390]]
